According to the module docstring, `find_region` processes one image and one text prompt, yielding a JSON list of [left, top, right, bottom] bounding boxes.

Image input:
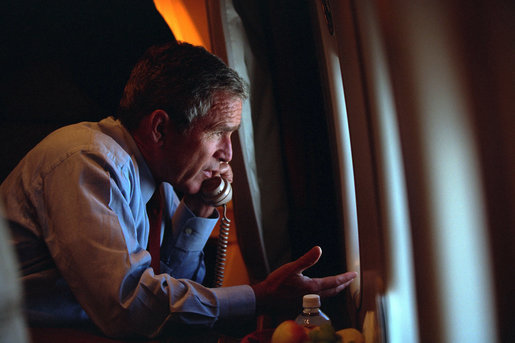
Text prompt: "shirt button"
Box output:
[[185, 227, 193, 235]]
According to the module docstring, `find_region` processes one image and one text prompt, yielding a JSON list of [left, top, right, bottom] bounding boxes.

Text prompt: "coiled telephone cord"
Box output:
[[214, 204, 231, 288]]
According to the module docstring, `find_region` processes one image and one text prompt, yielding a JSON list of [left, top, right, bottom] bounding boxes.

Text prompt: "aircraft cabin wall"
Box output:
[[306, 1, 514, 342]]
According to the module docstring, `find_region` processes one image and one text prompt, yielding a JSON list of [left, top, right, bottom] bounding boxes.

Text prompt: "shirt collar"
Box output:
[[100, 116, 157, 204]]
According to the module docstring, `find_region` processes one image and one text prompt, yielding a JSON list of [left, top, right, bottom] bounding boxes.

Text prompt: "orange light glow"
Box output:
[[154, 0, 211, 51]]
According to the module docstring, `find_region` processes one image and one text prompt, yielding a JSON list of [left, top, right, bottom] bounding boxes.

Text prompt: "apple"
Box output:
[[335, 328, 364, 343], [308, 323, 341, 342], [271, 320, 308, 343]]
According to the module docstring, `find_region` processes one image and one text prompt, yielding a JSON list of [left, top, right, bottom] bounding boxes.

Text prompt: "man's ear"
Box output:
[[149, 109, 169, 144]]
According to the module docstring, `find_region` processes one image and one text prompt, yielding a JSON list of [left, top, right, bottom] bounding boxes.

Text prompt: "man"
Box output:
[[0, 42, 356, 338]]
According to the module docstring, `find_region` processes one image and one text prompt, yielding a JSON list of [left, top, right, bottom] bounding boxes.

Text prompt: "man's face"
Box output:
[[161, 93, 242, 194]]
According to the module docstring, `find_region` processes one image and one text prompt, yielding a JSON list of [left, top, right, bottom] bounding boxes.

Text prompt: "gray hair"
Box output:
[[118, 42, 248, 132]]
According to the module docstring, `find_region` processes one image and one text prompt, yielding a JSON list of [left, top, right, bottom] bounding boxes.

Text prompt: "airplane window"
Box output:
[[358, 9, 419, 342], [314, 1, 419, 341], [312, 2, 361, 308]]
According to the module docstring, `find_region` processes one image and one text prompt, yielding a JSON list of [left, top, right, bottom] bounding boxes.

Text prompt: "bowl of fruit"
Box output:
[[241, 320, 364, 343]]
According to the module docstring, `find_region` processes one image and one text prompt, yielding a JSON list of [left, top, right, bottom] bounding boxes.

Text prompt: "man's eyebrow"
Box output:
[[209, 122, 241, 132]]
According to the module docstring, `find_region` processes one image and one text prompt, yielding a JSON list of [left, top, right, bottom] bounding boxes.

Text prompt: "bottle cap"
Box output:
[[303, 294, 321, 308]]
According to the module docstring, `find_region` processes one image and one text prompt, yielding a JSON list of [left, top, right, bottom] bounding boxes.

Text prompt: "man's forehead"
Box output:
[[207, 96, 242, 120], [191, 100, 241, 131], [210, 94, 243, 113], [200, 112, 241, 132]]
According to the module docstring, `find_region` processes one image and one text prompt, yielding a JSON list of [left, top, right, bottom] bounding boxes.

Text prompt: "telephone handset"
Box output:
[[201, 176, 232, 288], [200, 176, 233, 207]]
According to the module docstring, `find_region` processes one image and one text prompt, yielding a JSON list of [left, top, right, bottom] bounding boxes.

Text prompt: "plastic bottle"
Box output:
[[295, 294, 331, 329]]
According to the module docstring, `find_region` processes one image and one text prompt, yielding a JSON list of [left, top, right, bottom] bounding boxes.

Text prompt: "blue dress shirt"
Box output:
[[0, 117, 255, 338]]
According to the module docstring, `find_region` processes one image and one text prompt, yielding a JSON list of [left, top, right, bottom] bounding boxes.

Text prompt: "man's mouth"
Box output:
[[202, 170, 213, 179], [203, 169, 221, 179], [203, 164, 223, 179]]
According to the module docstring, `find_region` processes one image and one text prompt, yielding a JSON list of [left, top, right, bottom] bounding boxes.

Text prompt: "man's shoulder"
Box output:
[[27, 119, 133, 175], [48, 118, 128, 153]]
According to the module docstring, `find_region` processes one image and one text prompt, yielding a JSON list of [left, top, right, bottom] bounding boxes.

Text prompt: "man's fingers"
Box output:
[[313, 271, 358, 297], [218, 162, 233, 183], [291, 246, 322, 274]]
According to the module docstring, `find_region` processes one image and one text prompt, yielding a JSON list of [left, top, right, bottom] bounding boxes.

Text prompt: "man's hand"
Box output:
[[251, 246, 357, 315], [217, 161, 233, 183]]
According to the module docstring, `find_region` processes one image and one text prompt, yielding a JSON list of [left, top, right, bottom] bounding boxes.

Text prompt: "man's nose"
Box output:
[[216, 136, 233, 162]]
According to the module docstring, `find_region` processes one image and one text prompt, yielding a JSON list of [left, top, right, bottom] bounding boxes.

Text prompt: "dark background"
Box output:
[[0, 0, 174, 181]]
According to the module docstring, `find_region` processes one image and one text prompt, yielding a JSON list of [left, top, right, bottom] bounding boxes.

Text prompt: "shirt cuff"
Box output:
[[212, 285, 256, 319], [171, 201, 219, 247]]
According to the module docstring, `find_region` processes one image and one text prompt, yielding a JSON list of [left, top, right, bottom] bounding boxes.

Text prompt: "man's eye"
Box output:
[[207, 131, 223, 139], [209, 129, 232, 139]]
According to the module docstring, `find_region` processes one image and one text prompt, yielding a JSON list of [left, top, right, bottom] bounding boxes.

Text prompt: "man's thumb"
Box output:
[[293, 246, 322, 274]]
